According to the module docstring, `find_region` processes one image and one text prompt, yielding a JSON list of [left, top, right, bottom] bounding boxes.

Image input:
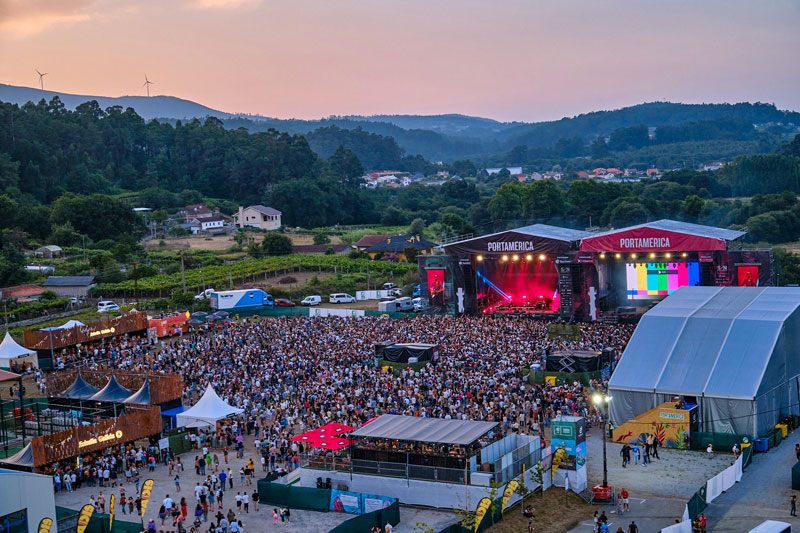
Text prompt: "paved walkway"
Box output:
[[703, 434, 800, 531]]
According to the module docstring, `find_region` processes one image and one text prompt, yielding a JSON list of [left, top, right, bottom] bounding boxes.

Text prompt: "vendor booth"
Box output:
[[176, 385, 243, 428], [0, 332, 38, 370]]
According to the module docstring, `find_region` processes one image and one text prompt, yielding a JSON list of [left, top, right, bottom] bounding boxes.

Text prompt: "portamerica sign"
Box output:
[[487, 241, 535, 252], [619, 237, 671, 249]]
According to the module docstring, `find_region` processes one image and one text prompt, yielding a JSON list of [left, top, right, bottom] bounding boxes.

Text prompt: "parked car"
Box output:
[[97, 300, 120, 313], [394, 297, 414, 312], [275, 298, 295, 307], [301, 295, 322, 306], [382, 282, 398, 290], [329, 293, 356, 304], [412, 284, 421, 298], [412, 297, 429, 312], [195, 288, 215, 300]]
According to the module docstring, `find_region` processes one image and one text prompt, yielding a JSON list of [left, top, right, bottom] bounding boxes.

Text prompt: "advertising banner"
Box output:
[[140, 479, 155, 518], [331, 489, 362, 514], [76, 504, 95, 533], [361, 494, 395, 514], [473, 497, 492, 532], [501, 480, 519, 512], [37, 518, 53, 533]]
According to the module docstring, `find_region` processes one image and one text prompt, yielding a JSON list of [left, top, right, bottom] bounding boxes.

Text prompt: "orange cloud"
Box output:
[[0, 0, 93, 38]]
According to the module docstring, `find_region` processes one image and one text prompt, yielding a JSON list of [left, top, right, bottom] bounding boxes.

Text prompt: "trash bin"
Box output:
[[754, 438, 769, 452], [776, 424, 788, 439]]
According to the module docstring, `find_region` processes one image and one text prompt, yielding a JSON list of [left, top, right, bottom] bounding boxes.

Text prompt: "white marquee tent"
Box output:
[[0, 332, 38, 369], [176, 385, 243, 428], [609, 286, 800, 437]]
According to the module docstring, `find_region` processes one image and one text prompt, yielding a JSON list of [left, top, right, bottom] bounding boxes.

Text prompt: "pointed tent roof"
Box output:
[[124, 379, 151, 405], [175, 385, 243, 428], [0, 442, 34, 468], [0, 332, 36, 369], [61, 373, 100, 400], [89, 375, 132, 403]]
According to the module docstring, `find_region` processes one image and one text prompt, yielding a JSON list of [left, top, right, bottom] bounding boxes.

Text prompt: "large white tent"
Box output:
[[176, 385, 243, 428], [609, 286, 800, 437], [0, 332, 38, 369]]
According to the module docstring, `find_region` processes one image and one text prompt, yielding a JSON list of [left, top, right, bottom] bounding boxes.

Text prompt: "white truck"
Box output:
[[209, 289, 274, 310], [195, 288, 215, 300]]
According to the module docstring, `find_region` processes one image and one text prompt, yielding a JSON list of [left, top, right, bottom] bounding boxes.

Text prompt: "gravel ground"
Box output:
[[396, 507, 459, 532], [584, 427, 732, 498]]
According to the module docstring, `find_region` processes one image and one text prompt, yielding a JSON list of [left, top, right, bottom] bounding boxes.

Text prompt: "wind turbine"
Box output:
[[35, 69, 47, 91], [142, 75, 154, 97]]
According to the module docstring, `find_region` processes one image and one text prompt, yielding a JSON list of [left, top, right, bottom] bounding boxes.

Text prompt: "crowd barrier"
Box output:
[[56, 506, 142, 533], [248, 307, 417, 319], [526, 369, 603, 387], [256, 477, 400, 532]]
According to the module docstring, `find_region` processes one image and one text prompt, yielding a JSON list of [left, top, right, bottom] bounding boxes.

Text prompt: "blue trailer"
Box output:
[[210, 289, 274, 310]]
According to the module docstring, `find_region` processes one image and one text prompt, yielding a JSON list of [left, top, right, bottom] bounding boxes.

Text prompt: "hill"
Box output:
[[0, 83, 230, 121]]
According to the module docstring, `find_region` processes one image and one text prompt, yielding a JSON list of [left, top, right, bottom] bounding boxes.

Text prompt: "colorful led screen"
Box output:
[[625, 262, 701, 299]]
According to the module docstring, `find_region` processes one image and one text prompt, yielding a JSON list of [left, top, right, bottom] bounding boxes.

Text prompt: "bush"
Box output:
[[170, 291, 195, 307], [40, 290, 59, 302], [279, 276, 297, 284], [313, 232, 331, 245]]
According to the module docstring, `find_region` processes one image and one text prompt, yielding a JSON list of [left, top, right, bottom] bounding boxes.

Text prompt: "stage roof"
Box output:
[[443, 224, 592, 256], [623, 220, 746, 241], [350, 414, 497, 446]]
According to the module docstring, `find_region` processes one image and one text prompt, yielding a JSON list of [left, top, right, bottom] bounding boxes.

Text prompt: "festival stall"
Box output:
[[175, 385, 243, 428], [0, 332, 38, 370]]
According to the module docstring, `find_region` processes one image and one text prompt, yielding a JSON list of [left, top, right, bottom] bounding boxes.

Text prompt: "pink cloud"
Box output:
[[0, 0, 94, 38]]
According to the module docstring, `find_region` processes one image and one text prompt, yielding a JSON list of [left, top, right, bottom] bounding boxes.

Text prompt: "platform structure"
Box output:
[[430, 220, 772, 320]]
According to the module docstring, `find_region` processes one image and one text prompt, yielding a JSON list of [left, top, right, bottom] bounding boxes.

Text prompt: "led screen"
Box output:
[[626, 262, 700, 299]]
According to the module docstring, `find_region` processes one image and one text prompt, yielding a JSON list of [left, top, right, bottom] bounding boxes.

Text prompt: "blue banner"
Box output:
[[330, 489, 362, 514]]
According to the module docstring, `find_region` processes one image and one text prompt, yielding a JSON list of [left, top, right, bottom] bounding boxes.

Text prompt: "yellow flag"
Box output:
[[76, 504, 95, 533], [473, 497, 492, 532], [551, 447, 567, 480], [109, 494, 115, 530], [545, 375, 556, 386], [501, 480, 519, 513], [37, 517, 53, 533], [141, 479, 155, 518]]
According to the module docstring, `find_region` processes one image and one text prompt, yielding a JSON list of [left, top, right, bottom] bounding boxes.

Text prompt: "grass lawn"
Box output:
[[489, 489, 596, 533]]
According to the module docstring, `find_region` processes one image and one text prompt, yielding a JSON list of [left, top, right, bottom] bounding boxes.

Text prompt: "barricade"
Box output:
[[329, 500, 400, 532]]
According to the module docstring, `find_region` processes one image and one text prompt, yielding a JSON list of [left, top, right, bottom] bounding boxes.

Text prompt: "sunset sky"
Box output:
[[1, 0, 798, 122]]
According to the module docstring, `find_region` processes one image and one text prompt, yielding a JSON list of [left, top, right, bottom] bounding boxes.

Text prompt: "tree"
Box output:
[[488, 182, 524, 221], [439, 212, 466, 235], [49, 223, 84, 247], [523, 180, 566, 220], [381, 206, 408, 226], [50, 193, 145, 242], [0, 246, 27, 286], [590, 136, 610, 159], [328, 146, 364, 187], [408, 218, 426, 237], [450, 160, 477, 177], [261, 232, 293, 255], [0, 195, 18, 230], [681, 195, 705, 222], [313, 232, 331, 245], [607, 200, 651, 227], [403, 246, 420, 264]]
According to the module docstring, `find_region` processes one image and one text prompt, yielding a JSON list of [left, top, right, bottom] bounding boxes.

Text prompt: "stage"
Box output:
[[430, 220, 773, 320]]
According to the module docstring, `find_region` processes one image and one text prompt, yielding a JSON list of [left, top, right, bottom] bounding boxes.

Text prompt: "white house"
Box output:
[[198, 215, 225, 232], [234, 205, 282, 230], [485, 167, 523, 176]]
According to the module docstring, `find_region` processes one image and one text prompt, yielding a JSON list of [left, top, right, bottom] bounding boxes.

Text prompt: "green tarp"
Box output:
[[329, 500, 400, 533], [257, 479, 331, 511]]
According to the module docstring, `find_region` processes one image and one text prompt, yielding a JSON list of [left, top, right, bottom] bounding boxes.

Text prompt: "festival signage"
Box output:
[[37, 517, 53, 533], [140, 479, 155, 518], [551, 416, 586, 471], [330, 489, 361, 514], [501, 480, 519, 513], [76, 504, 95, 533], [580, 227, 727, 253], [79, 430, 124, 448], [473, 497, 492, 532], [109, 494, 115, 530]]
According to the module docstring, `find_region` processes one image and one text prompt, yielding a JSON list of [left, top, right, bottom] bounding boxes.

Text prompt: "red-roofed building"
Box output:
[[0, 284, 47, 301], [354, 235, 393, 252]]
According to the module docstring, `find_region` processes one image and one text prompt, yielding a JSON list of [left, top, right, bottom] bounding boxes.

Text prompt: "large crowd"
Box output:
[[92, 315, 634, 442]]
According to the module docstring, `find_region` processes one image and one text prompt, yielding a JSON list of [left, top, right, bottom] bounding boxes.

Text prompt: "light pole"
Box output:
[[593, 393, 612, 488]]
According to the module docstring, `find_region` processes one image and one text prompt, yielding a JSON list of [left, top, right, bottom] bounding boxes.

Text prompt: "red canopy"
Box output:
[[290, 422, 355, 443], [310, 436, 351, 450]]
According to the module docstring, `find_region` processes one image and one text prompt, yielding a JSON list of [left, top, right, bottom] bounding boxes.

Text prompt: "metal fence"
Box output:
[[489, 440, 543, 485], [350, 458, 468, 484]]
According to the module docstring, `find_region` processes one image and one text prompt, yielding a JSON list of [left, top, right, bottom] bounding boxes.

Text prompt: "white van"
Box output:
[[329, 293, 356, 303], [97, 300, 120, 313], [301, 295, 322, 306], [394, 297, 414, 312], [412, 297, 429, 312]]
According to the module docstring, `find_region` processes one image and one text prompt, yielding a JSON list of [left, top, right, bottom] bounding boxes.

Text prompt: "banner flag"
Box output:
[[141, 479, 155, 519], [76, 504, 95, 533], [473, 497, 492, 532], [37, 517, 53, 533], [109, 493, 115, 530], [501, 480, 519, 513]]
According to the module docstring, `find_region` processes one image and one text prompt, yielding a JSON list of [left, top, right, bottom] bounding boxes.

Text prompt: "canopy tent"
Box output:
[[175, 385, 243, 428], [0, 442, 34, 469], [311, 436, 351, 450], [350, 414, 497, 446], [60, 373, 100, 400], [0, 332, 38, 369], [39, 320, 86, 331], [609, 286, 800, 437], [88, 375, 132, 403], [291, 423, 354, 444], [123, 379, 151, 405]]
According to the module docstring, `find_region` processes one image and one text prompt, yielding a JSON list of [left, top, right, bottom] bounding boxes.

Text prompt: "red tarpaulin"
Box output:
[[290, 422, 354, 443], [580, 227, 726, 253], [310, 436, 351, 450]]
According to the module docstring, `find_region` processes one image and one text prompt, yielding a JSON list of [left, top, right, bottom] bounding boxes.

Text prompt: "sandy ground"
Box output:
[[54, 431, 457, 532], [146, 233, 238, 251]]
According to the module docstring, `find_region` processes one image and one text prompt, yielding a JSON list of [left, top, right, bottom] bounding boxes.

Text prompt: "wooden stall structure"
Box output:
[[29, 405, 161, 469], [23, 311, 149, 351], [47, 368, 183, 406]]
